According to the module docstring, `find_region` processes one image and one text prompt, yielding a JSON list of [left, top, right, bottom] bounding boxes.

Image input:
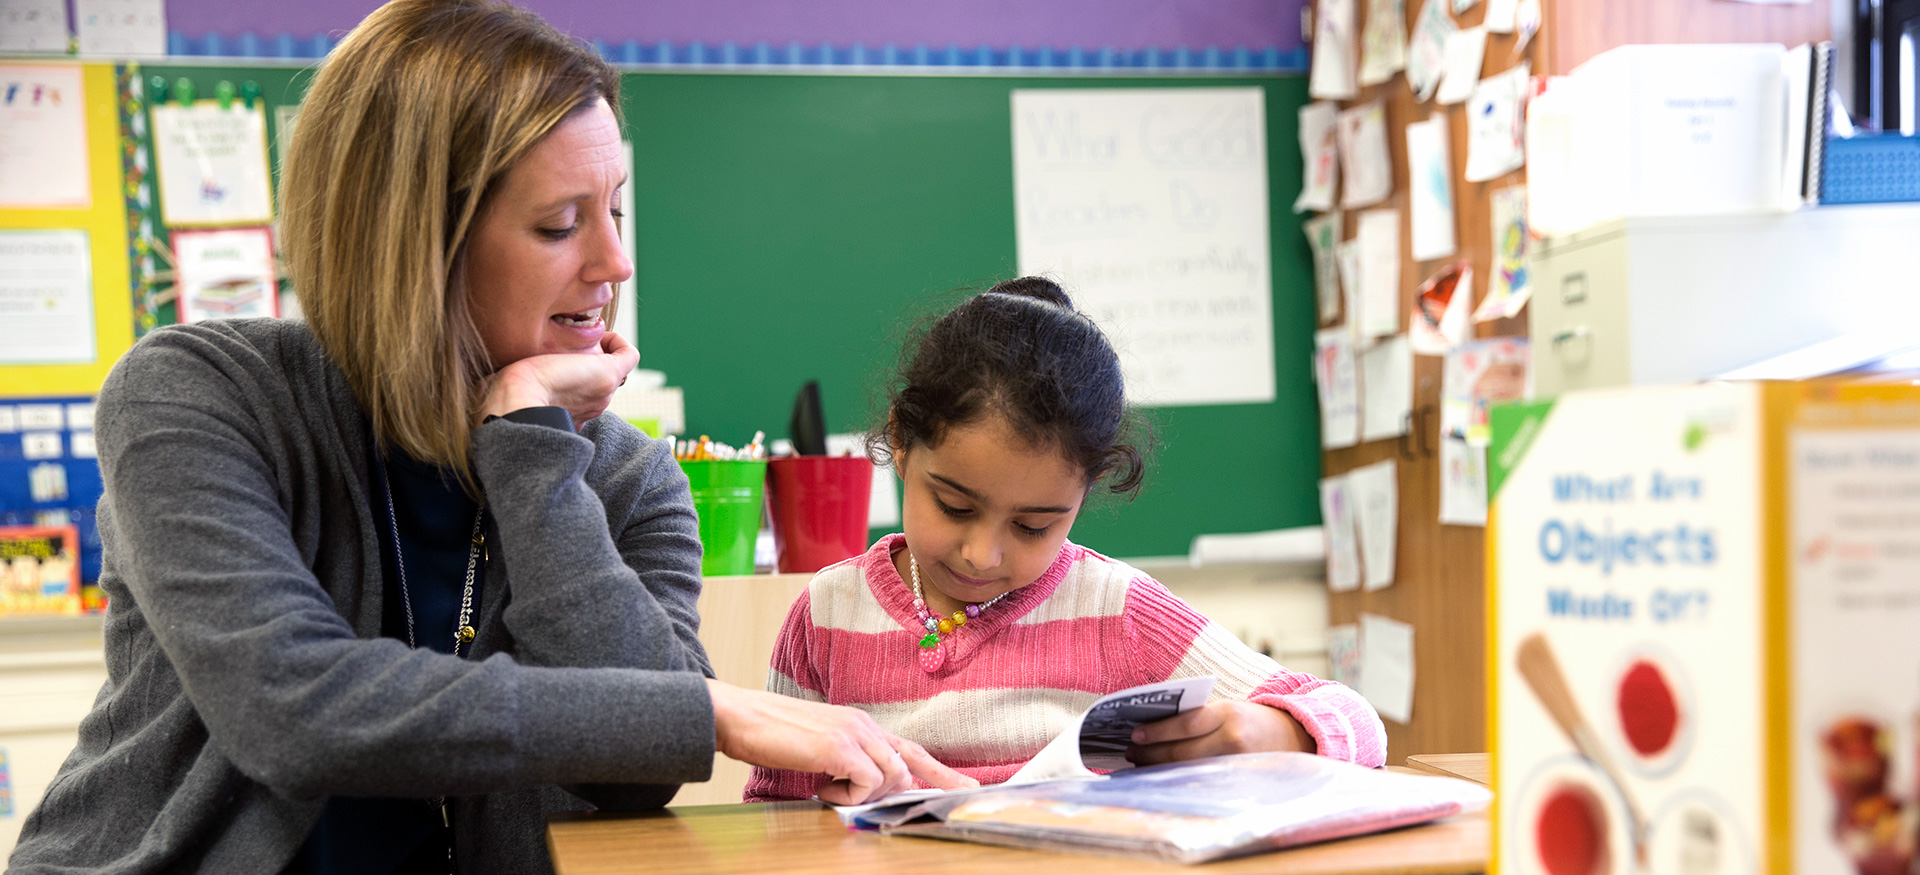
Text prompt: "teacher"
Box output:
[[6, 1, 968, 873]]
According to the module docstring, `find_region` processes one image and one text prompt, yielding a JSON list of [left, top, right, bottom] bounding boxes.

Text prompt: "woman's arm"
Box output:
[[470, 415, 707, 673]]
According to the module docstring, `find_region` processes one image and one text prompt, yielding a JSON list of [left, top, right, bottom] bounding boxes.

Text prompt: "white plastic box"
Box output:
[[1528, 44, 1787, 236]]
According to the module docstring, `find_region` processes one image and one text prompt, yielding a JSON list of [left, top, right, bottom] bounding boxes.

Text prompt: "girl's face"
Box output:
[[892, 415, 1088, 615], [463, 99, 632, 369]]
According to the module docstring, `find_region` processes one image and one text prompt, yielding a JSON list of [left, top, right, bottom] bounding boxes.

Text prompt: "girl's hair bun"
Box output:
[[985, 276, 1074, 311]]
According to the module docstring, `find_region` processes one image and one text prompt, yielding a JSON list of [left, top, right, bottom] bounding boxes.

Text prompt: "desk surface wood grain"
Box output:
[[1402, 753, 1490, 787], [548, 799, 1489, 875]]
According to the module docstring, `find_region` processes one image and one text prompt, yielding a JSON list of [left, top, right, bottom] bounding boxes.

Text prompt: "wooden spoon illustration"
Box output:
[[1517, 631, 1650, 868]]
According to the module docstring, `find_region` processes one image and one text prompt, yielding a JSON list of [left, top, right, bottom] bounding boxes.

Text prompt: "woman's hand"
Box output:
[[1125, 701, 1316, 766], [706, 679, 978, 805], [478, 332, 639, 428]]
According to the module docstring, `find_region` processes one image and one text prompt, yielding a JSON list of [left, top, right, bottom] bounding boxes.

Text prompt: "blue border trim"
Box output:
[[163, 31, 1308, 72]]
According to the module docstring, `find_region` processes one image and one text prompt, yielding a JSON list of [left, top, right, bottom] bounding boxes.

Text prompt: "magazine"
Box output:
[[834, 676, 1215, 828], [888, 751, 1491, 863]]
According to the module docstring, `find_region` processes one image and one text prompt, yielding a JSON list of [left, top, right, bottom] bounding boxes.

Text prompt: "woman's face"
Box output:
[[893, 415, 1088, 615], [464, 99, 632, 369]]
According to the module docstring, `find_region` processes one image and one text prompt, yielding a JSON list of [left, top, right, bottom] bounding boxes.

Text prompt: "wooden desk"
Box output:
[[548, 799, 1489, 875], [1402, 754, 1489, 787]]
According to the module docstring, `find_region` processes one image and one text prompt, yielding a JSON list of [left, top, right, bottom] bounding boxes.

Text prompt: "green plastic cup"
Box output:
[[679, 459, 767, 576]]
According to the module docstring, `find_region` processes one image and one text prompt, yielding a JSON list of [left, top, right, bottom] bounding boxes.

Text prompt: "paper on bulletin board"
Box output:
[[1308, 0, 1360, 99], [1295, 102, 1340, 213], [1337, 239, 1361, 333], [0, 64, 89, 208], [1335, 101, 1391, 209], [1440, 335, 1530, 444], [1434, 27, 1488, 106], [74, 0, 166, 56], [1406, 0, 1459, 103], [1354, 208, 1400, 340], [1360, 333, 1412, 442], [1319, 474, 1361, 592], [1304, 212, 1343, 324], [1439, 437, 1489, 525], [1349, 458, 1397, 589], [1358, 612, 1414, 723], [151, 101, 274, 227], [1464, 62, 1530, 182], [273, 103, 300, 174], [1406, 116, 1456, 261], [1326, 623, 1361, 688], [1013, 88, 1275, 407], [1475, 186, 1532, 321], [0, 0, 69, 53], [1314, 328, 1361, 449], [0, 230, 94, 364], [1409, 262, 1471, 355], [172, 227, 278, 322], [1483, 0, 1518, 31], [1358, 0, 1407, 86]]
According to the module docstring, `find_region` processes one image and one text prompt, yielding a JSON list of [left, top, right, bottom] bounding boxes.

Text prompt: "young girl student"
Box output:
[[745, 278, 1387, 802]]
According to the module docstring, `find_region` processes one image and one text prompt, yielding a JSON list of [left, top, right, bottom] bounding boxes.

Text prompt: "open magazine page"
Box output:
[[833, 676, 1215, 828], [886, 751, 1493, 863]]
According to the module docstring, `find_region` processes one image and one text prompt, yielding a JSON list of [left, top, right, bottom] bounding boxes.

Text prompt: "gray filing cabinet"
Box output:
[[1529, 204, 1920, 396]]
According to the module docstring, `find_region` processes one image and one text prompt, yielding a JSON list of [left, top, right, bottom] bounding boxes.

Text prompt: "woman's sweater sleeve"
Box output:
[[469, 416, 709, 675], [742, 589, 834, 802], [1122, 576, 1388, 768]]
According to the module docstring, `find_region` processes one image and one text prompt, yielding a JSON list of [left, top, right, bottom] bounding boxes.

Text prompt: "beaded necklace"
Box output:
[[909, 554, 1010, 672]]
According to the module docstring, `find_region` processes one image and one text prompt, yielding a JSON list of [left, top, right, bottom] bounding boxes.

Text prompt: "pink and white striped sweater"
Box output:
[[744, 534, 1387, 802]]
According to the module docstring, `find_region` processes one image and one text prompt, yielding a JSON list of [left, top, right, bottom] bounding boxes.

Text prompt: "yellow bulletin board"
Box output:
[[0, 61, 134, 398]]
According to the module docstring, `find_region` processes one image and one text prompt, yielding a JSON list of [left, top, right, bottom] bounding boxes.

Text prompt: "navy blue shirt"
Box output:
[[287, 445, 488, 875]]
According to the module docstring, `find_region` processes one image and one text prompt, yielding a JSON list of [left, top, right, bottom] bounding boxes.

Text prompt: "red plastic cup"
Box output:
[[767, 456, 875, 574]]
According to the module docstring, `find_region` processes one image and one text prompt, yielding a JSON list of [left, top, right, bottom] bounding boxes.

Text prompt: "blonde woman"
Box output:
[[7, 2, 967, 873]]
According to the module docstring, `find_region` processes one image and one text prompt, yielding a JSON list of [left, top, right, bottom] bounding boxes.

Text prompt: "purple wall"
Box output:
[[162, 0, 1306, 54]]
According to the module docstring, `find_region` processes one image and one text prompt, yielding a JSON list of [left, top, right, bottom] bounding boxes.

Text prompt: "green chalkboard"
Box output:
[[623, 74, 1319, 558], [134, 64, 1319, 559]]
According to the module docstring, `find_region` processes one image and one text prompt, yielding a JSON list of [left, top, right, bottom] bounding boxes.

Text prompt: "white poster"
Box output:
[[1439, 437, 1489, 526], [615, 140, 637, 347], [151, 101, 275, 227], [0, 0, 69, 53], [1464, 62, 1530, 182], [0, 64, 90, 208], [1314, 327, 1361, 449], [1013, 88, 1275, 406], [1359, 612, 1415, 723], [1476, 185, 1533, 321], [1349, 458, 1399, 589], [1320, 475, 1362, 593], [0, 230, 94, 364], [1434, 27, 1489, 106], [1354, 208, 1401, 339], [1336, 100, 1392, 209], [1294, 101, 1340, 213], [1308, 0, 1360, 99], [1406, 116, 1457, 262], [172, 227, 279, 322], [1406, 0, 1460, 102], [1360, 333, 1413, 442], [1358, 0, 1408, 86], [74, 0, 166, 56]]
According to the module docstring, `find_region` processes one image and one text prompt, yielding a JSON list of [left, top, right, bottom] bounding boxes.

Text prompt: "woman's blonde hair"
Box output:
[[280, 0, 621, 486]]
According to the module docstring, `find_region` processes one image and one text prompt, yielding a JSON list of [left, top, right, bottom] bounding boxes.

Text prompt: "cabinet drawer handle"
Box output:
[[1561, 271, 1588, 305], [1551, 327, 1590, 345]]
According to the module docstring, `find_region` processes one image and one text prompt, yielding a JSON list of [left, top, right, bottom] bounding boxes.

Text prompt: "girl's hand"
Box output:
[[478, 333, 639, 429], [706, 679, 978, 805], [1125, 701, 1317, 766]]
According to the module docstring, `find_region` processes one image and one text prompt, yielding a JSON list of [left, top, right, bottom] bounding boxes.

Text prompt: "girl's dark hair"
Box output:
[[876, 277, 1149, 497]]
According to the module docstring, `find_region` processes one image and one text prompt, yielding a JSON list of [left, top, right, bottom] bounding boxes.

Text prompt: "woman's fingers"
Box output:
[[1130, 703, 1224, 746], [895, 738, 978, 790]]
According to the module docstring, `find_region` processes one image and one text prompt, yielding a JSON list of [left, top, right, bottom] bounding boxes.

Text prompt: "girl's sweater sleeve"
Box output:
[[1122, 575, 1388, 768], [743, 588, 834, 802]]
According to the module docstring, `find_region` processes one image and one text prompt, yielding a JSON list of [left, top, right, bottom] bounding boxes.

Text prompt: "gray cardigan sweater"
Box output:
[[8, 320, 717, 874]]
